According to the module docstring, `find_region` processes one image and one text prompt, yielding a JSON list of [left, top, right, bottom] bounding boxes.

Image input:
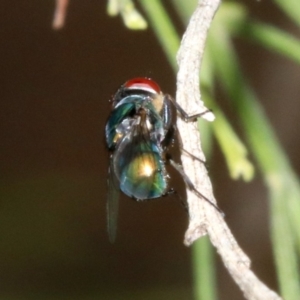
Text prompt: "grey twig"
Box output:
[[175, 1, 282, 299]]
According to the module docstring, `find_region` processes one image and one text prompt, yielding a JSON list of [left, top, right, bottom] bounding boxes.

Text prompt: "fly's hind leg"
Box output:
[[164, 188, 188, 213], [168, 158, 224, 216], [173, 121, 207, 165]]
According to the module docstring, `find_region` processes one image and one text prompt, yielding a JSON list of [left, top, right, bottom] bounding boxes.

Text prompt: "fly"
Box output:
[[105, 77, 221, 242]]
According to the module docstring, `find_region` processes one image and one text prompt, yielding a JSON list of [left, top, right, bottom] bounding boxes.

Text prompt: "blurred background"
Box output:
[[0, 1, 299, 299]]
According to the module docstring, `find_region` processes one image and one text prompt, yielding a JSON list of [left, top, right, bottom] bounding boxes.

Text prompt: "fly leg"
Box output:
[[168, 158, 224, 216], [172, 121, 207, 165], [164, 188, 188, 213], [164, 94, 212, 122], [180, 147, 205, 163], [163, 95, 222, 214]]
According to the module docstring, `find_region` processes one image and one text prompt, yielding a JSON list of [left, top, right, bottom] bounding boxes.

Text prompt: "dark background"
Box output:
[[0, 1, 299, 299]]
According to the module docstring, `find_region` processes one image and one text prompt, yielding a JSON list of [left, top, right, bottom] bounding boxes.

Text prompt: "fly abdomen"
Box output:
[[113, 142, 167, 200]]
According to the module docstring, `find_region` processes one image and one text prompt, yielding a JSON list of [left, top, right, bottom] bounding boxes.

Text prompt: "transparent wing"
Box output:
[[107, 156, 120, 243]]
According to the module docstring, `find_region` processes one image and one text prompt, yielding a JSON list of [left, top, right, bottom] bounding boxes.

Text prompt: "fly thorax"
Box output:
[[116, 119, 133, 136], [146, 119, 152, 131], [150, 127, 165, 143]]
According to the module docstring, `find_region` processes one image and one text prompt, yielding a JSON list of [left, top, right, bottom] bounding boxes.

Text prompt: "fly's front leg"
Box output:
[[164, 94, 212, 122]]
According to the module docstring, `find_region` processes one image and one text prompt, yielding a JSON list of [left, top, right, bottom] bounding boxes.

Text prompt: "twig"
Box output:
[[52, 0, 69, 29], [175, 1, 282, 299]]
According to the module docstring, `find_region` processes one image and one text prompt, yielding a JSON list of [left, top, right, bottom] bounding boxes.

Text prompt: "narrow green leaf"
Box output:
[[212, 3, 300, 65], [201, 47, 255, 182], [209, 23, 300, 299], [171, 0, 198, 22], [204, 91, 255, 181], [273, 0, 300, 28], [139, 0, 179, 70], [107, 0, 119, 16], [107, 0, 148, 29], [241, 22, 300, 65]]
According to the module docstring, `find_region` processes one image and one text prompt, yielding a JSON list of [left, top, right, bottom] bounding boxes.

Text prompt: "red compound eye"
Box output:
[[124, 77, 161, 94]]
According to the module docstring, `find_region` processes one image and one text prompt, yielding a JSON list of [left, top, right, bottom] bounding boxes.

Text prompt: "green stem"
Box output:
[[192, 238, 217, 300]]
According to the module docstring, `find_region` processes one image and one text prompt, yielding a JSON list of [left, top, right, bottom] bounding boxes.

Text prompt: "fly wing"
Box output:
[[107, 156, 120, 243]]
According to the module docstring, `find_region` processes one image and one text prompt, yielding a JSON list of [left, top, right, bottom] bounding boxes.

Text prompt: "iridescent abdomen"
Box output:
[[113, 139, 167, 200]]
